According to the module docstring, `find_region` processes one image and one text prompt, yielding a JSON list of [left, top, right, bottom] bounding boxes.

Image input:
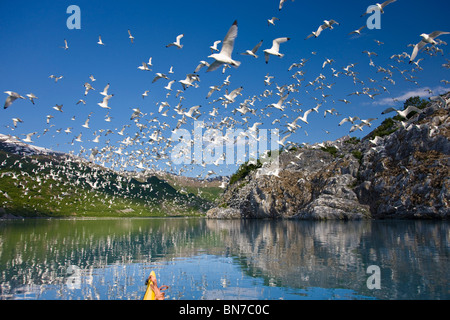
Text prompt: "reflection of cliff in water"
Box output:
[[0, 218, 448, 299], [0, 218, 211, 293], [205, 219, 449, 299]]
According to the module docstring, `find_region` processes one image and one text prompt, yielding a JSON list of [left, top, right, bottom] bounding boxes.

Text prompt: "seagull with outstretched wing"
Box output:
[[207, 20, 240, 72]]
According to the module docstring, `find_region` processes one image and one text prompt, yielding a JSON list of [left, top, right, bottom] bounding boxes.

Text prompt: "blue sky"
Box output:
[[1, 0, 449, 177]]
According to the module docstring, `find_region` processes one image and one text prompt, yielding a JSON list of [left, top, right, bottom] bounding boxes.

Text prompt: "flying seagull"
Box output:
[[223, 86, 243, 104], [339, 116, 360, 126], [263, 37, 290, 64], [381, 105, 423, 118], [128, 29, 134, 43], [210, 40, 221, 53], [269, 93, 289, 111], [97, 35, 105, 45], [12, 117, 23, 128], [100, 83, 110, 96], [98, 94, 114, 109], [297, 108, 314, 124], [60, 39, 69, 50], [206, 85, 222, 99], [166, 34, 184, 49], [207, 20, 240, 72], [349, 25, 366, 36], [138, 62, 151, 71], [3, 91, 25, 109], [361, 0, 397, 16], [53, 104, 63, 112], [22, 132, 37, 143], [279, 0, 294, 11], [409, 31, 450, 63], [240, 40, 263, 58], [267, 17, 279, 26], [194, 61, 210, 73], [305, 20, 339, 39], [179, 74, 200, 90], [84, 82, 95, 96], [277, 133, 292, 147], [49, 75, 63, 82], [26, 93, 38, 105], [152, 73, 169, 83]]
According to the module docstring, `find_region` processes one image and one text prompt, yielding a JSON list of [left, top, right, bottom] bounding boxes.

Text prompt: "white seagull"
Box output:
[[339, 116, 360, 126], [263, 37, 290, 64], [138, 62, 151, 71], [152, 73, 169, 83], [26, 93, 38, 105], [240, 40, 263, 58], [349, 25, 366, 36], [305, 20, 339, 39], [279, 0, 294, 11], [12, 117, 23, 127], [381, 105, 423, 118], [60, 39, 69, 50], [297, 109, 314, 124], [277, 133, 292, 147], [4, 91, 25, 109], [194, 61, 210, 73], [210, 40, 221, 53], [164, 80, 175, 91], [128, 29, 134, 43], [207, 20, 240, 72], [269, 93, 288, 111], [223, 86, 243, 104], [100, 83, 110, 96], [49, 75, 63, 82], [84, 82, 95, 96], [53, 104, 63, 112], [179, 74, 200, 90], [361, 0, 397, 16], [206, 85, 222, 99], [22, 132, 37, 143], [184, 105, 201, 119], [166, 34, 184, 49], [267, 17, 279, 26], [285, 116, 302, 132], [409, 31, 450, 63], [97, 35, 105, 45], [98, 94, 114, 109], [82, 116, 91, 129]]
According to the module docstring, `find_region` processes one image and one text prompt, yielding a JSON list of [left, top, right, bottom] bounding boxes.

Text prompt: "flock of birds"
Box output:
[[2, 0, 450, 182]]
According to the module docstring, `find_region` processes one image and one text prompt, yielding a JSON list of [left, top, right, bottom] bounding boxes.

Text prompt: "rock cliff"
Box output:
[[207, 92, 450, 220]]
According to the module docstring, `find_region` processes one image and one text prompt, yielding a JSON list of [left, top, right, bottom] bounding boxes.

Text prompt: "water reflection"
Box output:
[[0, 218, 448, 299]]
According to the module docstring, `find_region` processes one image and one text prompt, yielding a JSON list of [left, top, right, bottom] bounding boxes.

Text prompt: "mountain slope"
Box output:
[[0, 136, 212, 217]]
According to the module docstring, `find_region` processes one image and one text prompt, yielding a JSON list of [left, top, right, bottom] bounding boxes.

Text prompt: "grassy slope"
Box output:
[[0, 151, 211, 217], [154, 172, 224, 202]]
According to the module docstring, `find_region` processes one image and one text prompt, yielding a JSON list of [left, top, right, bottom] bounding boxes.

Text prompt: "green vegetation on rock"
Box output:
[[229, 159, 262, 185]]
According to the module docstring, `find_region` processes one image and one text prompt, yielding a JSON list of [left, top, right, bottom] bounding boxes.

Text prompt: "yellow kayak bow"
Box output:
[[143, 271, 156, 300]]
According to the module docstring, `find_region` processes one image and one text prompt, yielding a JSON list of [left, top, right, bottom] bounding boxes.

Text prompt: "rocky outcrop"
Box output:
[[209, 144, 370, 220], [355, 96, 450, 219], [207, 92, 449, 220]]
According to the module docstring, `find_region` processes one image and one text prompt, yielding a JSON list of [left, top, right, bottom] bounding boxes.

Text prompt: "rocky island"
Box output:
[[207, 93, 450, 220]]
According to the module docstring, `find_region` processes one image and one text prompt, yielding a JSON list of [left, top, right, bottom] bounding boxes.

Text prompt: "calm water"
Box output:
[[0, 217, 448, 300]]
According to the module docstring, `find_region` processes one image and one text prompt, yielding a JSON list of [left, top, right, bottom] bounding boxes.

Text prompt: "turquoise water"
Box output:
[[0, 218, 448, 300]]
